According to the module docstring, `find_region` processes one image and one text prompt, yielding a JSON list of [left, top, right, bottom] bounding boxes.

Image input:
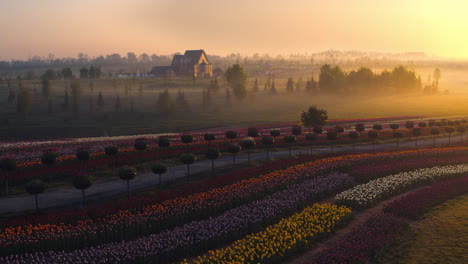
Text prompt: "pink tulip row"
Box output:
[[383, 176, 468, 219]]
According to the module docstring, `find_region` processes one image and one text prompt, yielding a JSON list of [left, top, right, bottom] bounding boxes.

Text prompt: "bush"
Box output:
[[247, 127, 259, 138], [355, 123, 365, 132], [181, 134, 194, 144], [76, 149, 90, 161], [203, 133, 216, 142], [25, 179, 45, 195], [270, 129, 281, 137], [104, 146, 118, 156], [313, 127, 323, 134], [151, 163, 168, 175], [261, 136, 274, 146], [291, 126, 302, 136], [134, 140, 147, 151], [225, 131, 238, 140], [335, 126, 345, 133], [227, 144, 241, 154], [157, 137, 171, 148], [180, 153, 197, 165], [72, 173, 94, 190], [119, 167, 136, 181], [305, 133, 318, 141], [41, 152, 57, 166], [405, 121, 415, 129], [241, 137, 256, 149], [205, 148, 220, 160], [0, 158, 16, 171]]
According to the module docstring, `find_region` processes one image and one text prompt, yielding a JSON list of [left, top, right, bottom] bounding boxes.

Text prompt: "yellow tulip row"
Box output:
[[186, 203, 351, 264]]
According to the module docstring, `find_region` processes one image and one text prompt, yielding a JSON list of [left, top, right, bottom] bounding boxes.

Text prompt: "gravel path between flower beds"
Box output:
[[284, 186, 429, 264], [0, 134, 463, 215]]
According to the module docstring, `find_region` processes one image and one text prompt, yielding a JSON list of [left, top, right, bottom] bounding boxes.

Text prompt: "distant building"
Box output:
[[151, 50, 213, 78]]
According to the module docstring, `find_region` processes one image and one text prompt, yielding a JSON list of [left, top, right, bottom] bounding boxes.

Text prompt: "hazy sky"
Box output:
[[1, 0, 467, 60]]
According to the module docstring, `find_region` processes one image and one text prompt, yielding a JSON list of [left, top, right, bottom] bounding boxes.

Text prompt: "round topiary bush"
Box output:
[[72, 172, 94, 208], [203, 133, 216, 142], [157, 137, 171, 148], [270, 129, 281, 137], [25, 179, 45, 195], [119, 167, 136, 181], [247, 127, 259, 138], [313, 127, 323, 134], [76, 149, 90, 161], [25, 179, 46, 212], [151, 163, 168, 175], [41, 152, 58, 166], [104, 146, 118, 156], [181, 134, 194, 144], [225, 130, 238, 141], [134, 139, 147, 151], [291, 126, 302, 136], [0, 158, 16, 171]]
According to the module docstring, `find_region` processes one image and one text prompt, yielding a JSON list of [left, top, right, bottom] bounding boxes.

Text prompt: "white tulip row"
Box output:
[[335, 164, 468, 209]]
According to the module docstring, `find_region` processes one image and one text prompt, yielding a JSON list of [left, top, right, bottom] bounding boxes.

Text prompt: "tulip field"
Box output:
[[0, 118, 467, 263], [309, 179, 468, 264]]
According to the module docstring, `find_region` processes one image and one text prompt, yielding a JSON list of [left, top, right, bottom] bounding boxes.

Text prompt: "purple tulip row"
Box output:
[[1, 172, 353, 264], [307, 213, 407, 264]]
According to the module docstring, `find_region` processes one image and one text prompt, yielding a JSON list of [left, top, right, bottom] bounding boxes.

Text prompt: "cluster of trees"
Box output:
[[285, 76, 318, 93], [0, 52, 172, 71], [79, 66, 102, 79], [226, 64, 247, 100], [41, 68, 74, 80], [38, 66, 103, 80], [222, 63, 422, 100], [318, 64, 422, 94]]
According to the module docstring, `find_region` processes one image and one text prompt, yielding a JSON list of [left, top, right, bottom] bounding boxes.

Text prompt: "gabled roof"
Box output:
[[184, 50, 208, 65], [171, 55, 185, 66]]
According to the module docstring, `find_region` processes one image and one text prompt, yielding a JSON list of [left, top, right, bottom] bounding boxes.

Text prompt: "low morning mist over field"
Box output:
[[0, 1, 467, 264]]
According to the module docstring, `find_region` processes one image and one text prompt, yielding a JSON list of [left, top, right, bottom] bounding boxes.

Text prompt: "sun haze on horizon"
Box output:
[[1, 0, 467, 60]]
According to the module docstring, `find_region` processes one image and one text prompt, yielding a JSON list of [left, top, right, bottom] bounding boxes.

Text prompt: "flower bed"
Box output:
[[1, 147, 467, 255], [1, 154, 334, 227], [1, 176, 352, 263], [383, 176, 468, 219], [307, 177, 468, 264], [307, 213, 408, 264], [335, 164, 468, 210], [0, 155, 351, 255], [190, 203, 352, 264], [349, 151, 468, 183]]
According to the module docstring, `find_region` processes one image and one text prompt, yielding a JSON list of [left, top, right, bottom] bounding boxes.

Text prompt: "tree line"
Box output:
[[318, 64, 422, 94], [223, 63, 423, 101]]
